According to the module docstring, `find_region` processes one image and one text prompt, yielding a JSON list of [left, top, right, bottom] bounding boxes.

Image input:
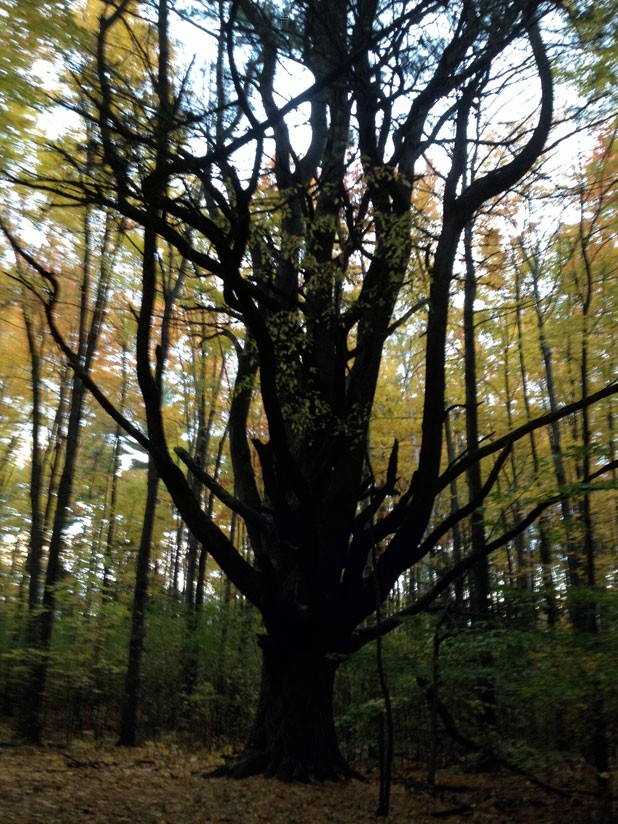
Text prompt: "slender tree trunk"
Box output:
[[463, 222, 489, 618], [102, 347, 128, 602], [102, 424, 122, 601], [515, 266, 557, 625], [374, 550, 393, 816], [577, 218, 613, 821], [444, 412, 464, 612], [529, 258, 585, 626], [42, 366, 69, 533], [117, 0, 182, 745], [502, 321, 535, 625], [22, 301, 45, 612], [214, 514, 237, 696], [180, 352, 225, 698], [16, 256, 106, 738], [461, 221, 498, 748], [16, 367, 87, 742], [14, 139, 113, 741], [118, 460, 159, 746], [0, 302, 36, 715]]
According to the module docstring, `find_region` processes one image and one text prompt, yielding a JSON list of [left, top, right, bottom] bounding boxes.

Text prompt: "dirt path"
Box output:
[[0, 743, 602, 823]]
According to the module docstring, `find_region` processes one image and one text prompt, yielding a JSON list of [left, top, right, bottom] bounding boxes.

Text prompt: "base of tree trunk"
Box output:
[[208, 747, 362, 782], [208, 636, 361, 782], [208, 742, 367, 782]]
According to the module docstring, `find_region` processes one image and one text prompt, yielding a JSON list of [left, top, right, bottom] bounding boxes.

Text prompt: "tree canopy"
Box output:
[[1, 0, 617, 787]]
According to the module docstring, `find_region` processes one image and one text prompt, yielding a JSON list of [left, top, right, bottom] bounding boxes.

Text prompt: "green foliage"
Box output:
[[0, 0, 617, 785], [558, 1, 618, 113], [0, 0, 84, 165], [335, 610, 618, 773]]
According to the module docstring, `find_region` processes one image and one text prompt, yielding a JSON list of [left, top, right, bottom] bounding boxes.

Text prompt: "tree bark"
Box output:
[[218, 636, 353, 781], [118, 459, 159, 746], [21, 299, 45, 612], [463, 220, 490, 618], [444, 412, 464, 613], [515, 265, 557, 625], [528, 253, 588, 628]]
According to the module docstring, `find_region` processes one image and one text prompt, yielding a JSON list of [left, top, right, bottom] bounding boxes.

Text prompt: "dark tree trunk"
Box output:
[[444, 411, 464, 613], [529, 259, 586, 626], [221, 636, 353, 781], [118, 459, 159, 746], [22, 302, 45, 612], [463, 221, 490, 618], [15, 365, 88, 743], [515, 267, 557, 625]]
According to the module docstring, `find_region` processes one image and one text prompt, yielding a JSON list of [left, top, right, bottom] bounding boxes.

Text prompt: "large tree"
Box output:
[[5, 0, 618, 778]]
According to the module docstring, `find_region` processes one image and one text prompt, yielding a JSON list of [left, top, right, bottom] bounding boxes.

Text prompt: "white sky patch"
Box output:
[[36, 102, 81, 142]]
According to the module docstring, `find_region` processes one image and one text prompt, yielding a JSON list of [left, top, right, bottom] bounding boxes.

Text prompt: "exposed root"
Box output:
[[204, 748, 366, 783]]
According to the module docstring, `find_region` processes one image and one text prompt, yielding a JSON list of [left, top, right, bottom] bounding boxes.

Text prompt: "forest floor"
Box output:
[[0, 737, 610, 823]]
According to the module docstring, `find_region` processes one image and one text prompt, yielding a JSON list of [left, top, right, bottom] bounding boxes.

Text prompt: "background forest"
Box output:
[[0, 0, 617, 813]]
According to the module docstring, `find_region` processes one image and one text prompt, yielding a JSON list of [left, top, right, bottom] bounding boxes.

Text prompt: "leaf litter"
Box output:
[[0, 742, 607, 823]]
